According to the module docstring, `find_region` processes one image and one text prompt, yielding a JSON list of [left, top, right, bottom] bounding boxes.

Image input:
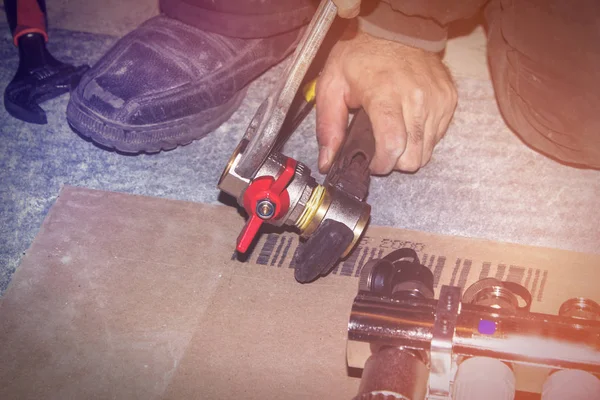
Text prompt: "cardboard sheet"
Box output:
[[1, 186, 598, 399]]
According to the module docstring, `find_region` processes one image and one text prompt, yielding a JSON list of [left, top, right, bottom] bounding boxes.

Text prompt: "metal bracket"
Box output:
[[428, 285, 461, 399]]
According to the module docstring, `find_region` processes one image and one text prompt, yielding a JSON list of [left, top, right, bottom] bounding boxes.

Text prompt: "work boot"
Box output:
[[67, 15, 301, 153]]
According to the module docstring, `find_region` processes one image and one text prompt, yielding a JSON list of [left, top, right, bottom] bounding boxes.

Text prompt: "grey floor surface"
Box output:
[[1, 22, 599, 296]]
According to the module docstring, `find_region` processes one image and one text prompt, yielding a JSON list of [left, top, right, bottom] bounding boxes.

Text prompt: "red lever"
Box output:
[[236, 158, 297, 253]]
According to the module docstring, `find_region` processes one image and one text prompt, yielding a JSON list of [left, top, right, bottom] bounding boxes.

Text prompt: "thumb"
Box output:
[[315, 76, 349, 173], [333, 0, 361, 18]]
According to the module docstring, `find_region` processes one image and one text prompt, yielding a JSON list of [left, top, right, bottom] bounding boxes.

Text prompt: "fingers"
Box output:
[[315, 32, 458, 175], [431, 61, 458, 141], [396, 66, 457, 171], [362, 92, 407, 175], [363, 86, 433, 174], [315, 74, 349, 173], [421, 114, 437, 167], [437, 81, 458, 139], [395, 88, 427, 172], [333, 0, 361, 18]]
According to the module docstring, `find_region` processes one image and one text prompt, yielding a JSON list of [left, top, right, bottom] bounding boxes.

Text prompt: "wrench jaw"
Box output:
[[4, 84, 48, 125], [234, 0, 339, 178], [4, 33, 89, 125], [4, 63, 89, 125]]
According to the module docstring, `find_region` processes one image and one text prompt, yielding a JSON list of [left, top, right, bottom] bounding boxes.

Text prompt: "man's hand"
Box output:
[[316, 31, 457, 174], [333, 0, 361, 18]]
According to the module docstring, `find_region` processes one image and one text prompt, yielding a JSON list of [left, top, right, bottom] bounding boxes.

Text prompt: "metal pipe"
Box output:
[[541, 369, 600, 400], [347, 294, 600, 373]]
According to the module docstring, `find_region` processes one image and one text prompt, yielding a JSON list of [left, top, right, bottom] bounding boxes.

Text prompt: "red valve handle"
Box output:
[[236, 158, 297, 253]]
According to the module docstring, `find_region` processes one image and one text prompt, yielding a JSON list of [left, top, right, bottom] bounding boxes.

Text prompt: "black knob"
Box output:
[[359, 249, 434, 299]]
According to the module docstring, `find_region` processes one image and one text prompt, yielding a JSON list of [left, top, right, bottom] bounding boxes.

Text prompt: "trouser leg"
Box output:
[[485, 0, 600, 168], [159, 0, 315, 38]]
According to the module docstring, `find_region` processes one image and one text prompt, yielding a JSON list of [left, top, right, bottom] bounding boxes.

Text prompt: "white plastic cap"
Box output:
[[542, 369, 600, 400], [453, 357, 516, 400]]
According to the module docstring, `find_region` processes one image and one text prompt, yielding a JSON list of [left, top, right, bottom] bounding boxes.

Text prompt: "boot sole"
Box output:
[[66, 86, 247, 154]]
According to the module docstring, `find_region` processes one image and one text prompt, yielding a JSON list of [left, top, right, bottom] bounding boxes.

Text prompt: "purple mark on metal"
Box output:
[[478, 319, 496, 335]]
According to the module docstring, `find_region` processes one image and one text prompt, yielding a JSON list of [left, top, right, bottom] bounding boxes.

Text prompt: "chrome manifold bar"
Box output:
[[347, 250, 600, 400]]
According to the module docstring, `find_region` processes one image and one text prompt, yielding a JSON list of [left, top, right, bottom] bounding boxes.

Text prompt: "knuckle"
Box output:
[[374, 131, 405, 170], [383, 137, 405, 157], [378, 131, 405, 158], [365, 95, 407, 158], [381, 129, 407, 157], [435, 81, 453, 101], [408, 86, 426, 108]]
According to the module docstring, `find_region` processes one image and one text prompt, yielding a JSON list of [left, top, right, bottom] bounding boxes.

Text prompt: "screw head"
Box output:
[[256, 199, 276, 220]]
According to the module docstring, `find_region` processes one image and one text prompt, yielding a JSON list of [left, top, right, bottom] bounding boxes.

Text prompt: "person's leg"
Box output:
[[160, 0, 314, 38], [485, 0, 600, 168], [67, 0, 314, 153]]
